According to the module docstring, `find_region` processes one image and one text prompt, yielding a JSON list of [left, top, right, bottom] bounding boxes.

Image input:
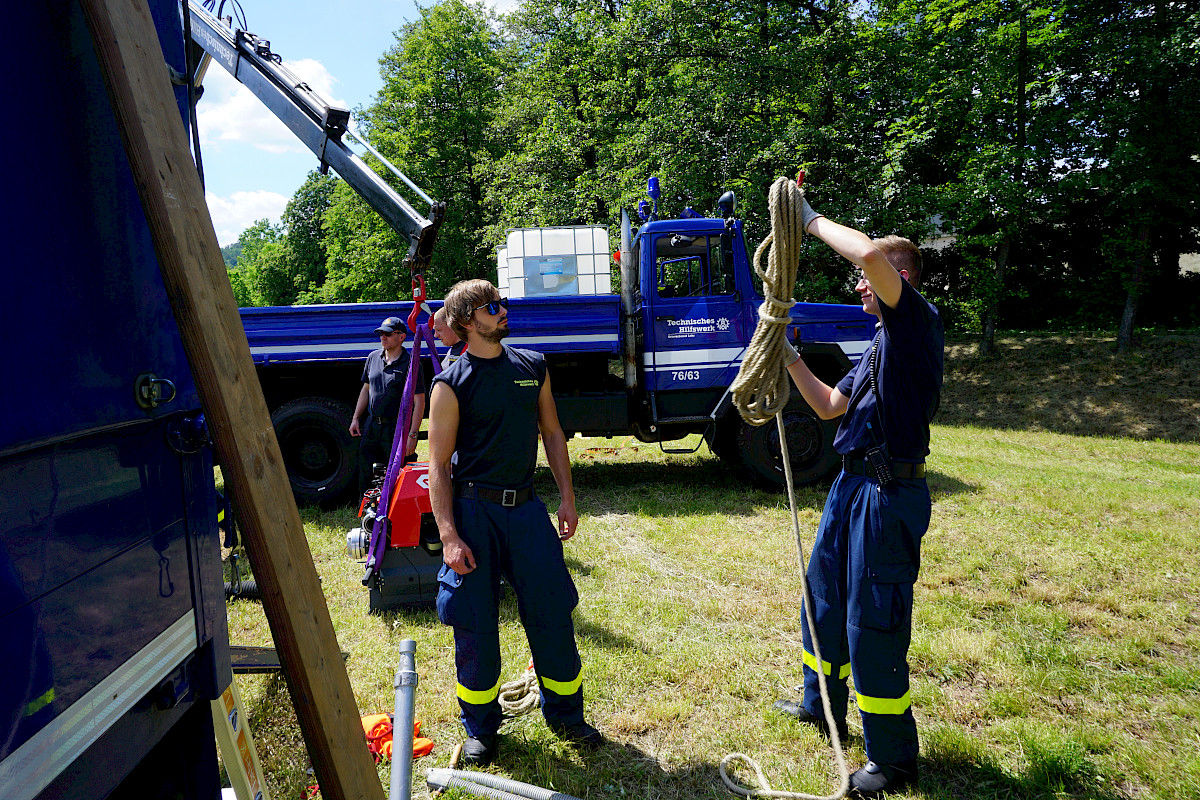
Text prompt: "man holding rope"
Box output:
[[775, 200, 944, 797]]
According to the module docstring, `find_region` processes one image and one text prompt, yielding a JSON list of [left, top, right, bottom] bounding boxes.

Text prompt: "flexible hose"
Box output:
[[426, 769, 583, 800], [224, 579, 261, 600], [723, 177, 850, 800]]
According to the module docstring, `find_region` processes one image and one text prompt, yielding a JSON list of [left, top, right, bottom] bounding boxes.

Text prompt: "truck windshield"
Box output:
[[655, 233, 736, 298]]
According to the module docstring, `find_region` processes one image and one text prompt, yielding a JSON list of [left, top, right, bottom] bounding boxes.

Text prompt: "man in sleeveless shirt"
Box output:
[[774, 199, 944, 797], [427, 279, 602, 765]]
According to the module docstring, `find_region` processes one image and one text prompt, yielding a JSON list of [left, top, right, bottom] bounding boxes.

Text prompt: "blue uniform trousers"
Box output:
[[436, 493, 584, 738], [800, 471, 930, 765]]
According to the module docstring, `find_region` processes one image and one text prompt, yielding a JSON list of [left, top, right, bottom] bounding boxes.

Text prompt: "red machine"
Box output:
[[349, 461, 444, 611]]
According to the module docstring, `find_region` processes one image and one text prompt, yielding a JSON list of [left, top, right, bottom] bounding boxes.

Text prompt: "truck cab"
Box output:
[[620, 211, 875, 487]]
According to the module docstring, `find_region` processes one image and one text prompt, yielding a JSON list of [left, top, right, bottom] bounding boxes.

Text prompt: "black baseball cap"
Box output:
[[374, 317, 405, 335]]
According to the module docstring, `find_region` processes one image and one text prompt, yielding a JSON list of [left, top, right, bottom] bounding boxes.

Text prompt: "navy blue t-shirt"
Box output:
[[833, 280, 944, 460], [362, 348, 426, 420], [431, 345, 547, 488]]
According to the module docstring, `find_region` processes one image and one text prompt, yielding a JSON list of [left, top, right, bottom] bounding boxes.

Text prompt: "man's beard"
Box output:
[[479, 322, 509, 344]]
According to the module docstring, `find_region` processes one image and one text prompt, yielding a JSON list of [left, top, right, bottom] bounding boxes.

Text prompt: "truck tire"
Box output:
[[735, 400, 840, 490], [271, 397, 358, 507]]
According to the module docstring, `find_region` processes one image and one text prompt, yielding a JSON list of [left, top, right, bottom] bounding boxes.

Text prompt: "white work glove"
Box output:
[[782, 337, 801, 366], [800, 197, 824, 232]]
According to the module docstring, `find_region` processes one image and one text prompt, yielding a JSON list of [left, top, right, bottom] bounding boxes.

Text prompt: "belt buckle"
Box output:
[[501, 489, 517, 507]]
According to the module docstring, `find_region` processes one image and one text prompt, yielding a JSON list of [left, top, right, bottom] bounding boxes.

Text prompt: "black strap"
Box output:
[[843, 455, 925, 480], [454, 482, 534, 507]]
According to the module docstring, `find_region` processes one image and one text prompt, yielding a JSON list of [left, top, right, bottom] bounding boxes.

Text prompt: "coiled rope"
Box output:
[[721, 176, 850, 800], [499, 661, 541, 717], [730, 177, 808, 427]]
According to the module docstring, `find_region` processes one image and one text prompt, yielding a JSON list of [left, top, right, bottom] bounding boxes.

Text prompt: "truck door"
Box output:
[[645, 228, 747, 420]]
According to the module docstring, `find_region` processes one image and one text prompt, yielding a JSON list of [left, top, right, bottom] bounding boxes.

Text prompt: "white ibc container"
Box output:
[[500, 226, 612, 297]]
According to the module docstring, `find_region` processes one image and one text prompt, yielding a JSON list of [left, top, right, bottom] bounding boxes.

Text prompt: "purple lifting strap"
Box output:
[[366, 321, 447, 575]]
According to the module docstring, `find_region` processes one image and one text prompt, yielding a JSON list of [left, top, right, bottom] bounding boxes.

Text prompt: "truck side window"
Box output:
[[710, 234, 736, 295], [656, 234, 735, 298]]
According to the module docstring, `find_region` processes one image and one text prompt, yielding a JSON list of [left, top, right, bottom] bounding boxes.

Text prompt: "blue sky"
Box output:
[[196, 0, 515, 245]]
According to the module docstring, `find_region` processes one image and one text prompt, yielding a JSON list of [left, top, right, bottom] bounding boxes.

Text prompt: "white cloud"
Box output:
[[206, 190, 289, 246], [197, 58, 348, 155]]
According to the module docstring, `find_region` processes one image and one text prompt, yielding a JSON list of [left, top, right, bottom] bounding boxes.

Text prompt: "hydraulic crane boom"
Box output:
[[186, 0, 445, 270]]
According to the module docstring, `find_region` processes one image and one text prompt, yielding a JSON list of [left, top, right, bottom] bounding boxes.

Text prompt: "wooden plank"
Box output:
[[77, 2, 384, 799]]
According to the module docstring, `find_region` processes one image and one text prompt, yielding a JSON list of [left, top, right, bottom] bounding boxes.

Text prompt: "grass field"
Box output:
[[225, 333, 1200, 800]]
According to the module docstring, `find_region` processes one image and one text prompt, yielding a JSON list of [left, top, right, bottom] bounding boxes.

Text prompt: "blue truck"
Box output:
[[3, 2, 231, 797], [242, 207, 876, 506], [181, 0, 879, 506]]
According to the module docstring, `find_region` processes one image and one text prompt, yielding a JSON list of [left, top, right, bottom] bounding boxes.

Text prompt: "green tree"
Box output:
[[1052, 0, 1200, 348], [282, 171, 337, 304], [345, 0, 505, 299], [228, 218, 283, 306]]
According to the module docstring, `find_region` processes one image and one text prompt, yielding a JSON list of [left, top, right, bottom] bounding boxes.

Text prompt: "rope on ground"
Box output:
[[722, 176, 849, 800], [498, 661, 540, 716]]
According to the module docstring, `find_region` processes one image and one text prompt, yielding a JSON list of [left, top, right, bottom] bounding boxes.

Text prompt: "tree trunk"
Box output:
[[1117, 224, 1151, 353], [980, 237, 1010, 357]]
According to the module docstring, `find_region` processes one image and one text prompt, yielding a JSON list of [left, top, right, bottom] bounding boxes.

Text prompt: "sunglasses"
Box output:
[[378, 329, 403, 336], [471, 297, 509, 316]]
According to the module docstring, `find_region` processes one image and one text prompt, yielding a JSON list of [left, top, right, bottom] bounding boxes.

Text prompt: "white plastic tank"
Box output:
[[497, 226, 612, 297]]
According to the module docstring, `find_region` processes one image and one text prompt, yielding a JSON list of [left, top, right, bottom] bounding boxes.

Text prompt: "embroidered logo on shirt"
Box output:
[[514, 379, 539, 387]]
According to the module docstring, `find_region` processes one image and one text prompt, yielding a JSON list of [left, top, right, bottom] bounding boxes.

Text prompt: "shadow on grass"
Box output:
[[920, 753, 1125, 800], [926, 470, 979, 501], [939, 333, 1200, 445]]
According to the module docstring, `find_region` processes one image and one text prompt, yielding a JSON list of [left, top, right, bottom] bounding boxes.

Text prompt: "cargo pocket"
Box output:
[[860, 488, 926, 632], [435, 564, 466, 628]]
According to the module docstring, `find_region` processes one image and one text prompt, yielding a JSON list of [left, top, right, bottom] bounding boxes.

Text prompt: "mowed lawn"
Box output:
[[226, 334, 1200, 800]]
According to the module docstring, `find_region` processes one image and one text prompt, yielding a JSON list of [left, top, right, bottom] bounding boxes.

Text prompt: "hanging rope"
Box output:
[[722, 176, 849, 800]]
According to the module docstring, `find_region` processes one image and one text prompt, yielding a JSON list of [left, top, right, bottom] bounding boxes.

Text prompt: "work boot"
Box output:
[[461, 734, 499, 766], [849, 760, 918, 797], [772, 700, 850, 741], [550, 721, 605, 751]]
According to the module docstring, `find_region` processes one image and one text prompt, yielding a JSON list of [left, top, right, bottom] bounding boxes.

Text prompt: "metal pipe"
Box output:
[[426, 769, 584, 800], [390, 640, 418, 800]]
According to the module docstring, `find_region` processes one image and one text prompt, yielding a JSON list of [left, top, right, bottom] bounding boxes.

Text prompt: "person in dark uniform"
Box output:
[[427, 279, 602, 765], [349, 317, 426, 492], [774, 199, 944, 797], [432, 306, 466, 363]]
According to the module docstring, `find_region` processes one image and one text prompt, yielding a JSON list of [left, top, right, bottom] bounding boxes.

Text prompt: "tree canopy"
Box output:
[[223, 0, 1199, 342]]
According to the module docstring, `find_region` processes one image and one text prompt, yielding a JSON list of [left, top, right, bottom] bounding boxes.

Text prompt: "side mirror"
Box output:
[[717, 190, 736, 219]]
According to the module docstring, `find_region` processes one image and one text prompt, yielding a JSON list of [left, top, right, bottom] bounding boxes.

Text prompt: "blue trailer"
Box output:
[[2, 1, 230, 797], [241, 211, 876, 505]]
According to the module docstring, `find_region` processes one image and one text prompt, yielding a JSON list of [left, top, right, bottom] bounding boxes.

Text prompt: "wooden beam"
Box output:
[[77, 2, 384, 798]]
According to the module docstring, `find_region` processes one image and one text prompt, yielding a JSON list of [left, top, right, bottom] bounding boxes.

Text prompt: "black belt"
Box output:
[[454, 482, 534, 507], [842, 455, 926, 480], [372, 416, 396, 426]]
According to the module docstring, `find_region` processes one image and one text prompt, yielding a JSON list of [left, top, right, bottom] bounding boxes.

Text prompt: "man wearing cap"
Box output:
[[350, 316, 426, 492], [427, 279, 602, 765]]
